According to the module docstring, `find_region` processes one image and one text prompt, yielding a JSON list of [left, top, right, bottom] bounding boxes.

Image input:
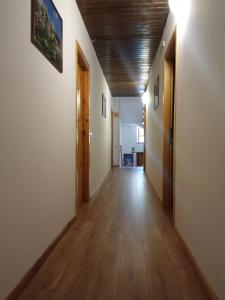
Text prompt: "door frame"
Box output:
[[111, 111, 114, 168], [76, 41, 90, 213], [143, 104, 146, 172], [162, 29, 177, 223]]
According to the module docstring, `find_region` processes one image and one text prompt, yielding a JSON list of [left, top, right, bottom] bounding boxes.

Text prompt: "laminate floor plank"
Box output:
[[146, 246, 184, 300], [175, 268, 209, 300], [28, 222, 91, 290], [18, 168, 208, 300], [17, 289, 52, 300], [85, 233, 122, 300], [160, 227, 192, 270], [51, 272, 88, 300], [118, 236, 150, 300], [65, 219, 106, 275]]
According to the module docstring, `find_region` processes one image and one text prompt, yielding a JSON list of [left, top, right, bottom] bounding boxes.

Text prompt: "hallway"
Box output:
[[18, 168, 208, 300]]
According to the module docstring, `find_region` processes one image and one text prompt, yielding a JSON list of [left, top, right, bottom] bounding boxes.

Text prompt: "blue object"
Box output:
[[123, 154, 134, 166]]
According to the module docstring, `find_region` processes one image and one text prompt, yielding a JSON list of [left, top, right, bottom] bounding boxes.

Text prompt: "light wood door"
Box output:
[[112, 113, 120, 167], [76, 42, 90, 210], [163, 30, 176, 216], [168, 59, 175, 210], [111, 111, 113, 168], [77, 63, 84, 206]]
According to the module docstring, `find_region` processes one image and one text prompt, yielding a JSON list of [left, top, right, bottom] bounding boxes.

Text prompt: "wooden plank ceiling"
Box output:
[[76, 0, 169, 97]]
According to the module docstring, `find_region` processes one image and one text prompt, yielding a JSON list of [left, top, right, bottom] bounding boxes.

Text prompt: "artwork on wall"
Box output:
[[154, 76, 160, 110], [31, 0, 63, 72], [102, 93, 106, 118]]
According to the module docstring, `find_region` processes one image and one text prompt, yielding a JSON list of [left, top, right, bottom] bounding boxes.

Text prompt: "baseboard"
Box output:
[[6, 217, 76, 300], [145, 172, 163, 207], [90, 170, 111, 201], [174, 227, 219, 300], [146, 173, 218, 300]]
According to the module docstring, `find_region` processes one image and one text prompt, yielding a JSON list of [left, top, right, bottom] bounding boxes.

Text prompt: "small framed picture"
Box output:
[[31, 0, 63, 72], [154, 76, 160, 110], [102, 93, 106, 118]]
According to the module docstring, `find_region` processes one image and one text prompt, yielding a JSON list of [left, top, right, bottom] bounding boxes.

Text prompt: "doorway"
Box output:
[[163, 30, 176, 221], [117, 98, 145, 169], [143, 104, 146, 172], [111, 111, 120, 167], [76, 42, 90, 212]]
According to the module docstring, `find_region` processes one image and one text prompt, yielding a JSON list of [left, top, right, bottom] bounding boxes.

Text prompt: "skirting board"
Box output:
[[90, 170, 112, 201], [145, 172, 218, 300], [6, 217, 76, 300], [174, 227, 219, 300], [145, 171, 163, 207]]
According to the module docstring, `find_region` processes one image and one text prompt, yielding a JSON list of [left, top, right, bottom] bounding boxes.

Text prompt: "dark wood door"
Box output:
[[136, 152, 144, 167]]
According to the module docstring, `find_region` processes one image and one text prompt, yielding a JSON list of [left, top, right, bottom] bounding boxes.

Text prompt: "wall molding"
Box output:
[[6, 217, 76, 300], [145, 172, 218, 300], [174, 227, 219, 300], [7, 170, 112, 299], [145, 171, 163, 207], [90, 169, 112, 201]]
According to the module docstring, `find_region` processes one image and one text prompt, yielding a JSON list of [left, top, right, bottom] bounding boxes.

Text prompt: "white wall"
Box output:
[[121, 125, 144, 154], [114, 97, 143, 125], [0, 0, 111, 299], [145, 2, 225, 299]]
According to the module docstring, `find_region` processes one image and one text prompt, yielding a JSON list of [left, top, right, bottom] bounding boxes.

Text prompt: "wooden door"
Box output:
[[112, 113, 120, 167], [137, 152, 144, 167], [111, 111, 113, 168], [163, 30, 176, 219], [77, 63, 84, 205], [76, 42, 90, 211], [143, 106, 146, 171], [168, 59, 175, 209]]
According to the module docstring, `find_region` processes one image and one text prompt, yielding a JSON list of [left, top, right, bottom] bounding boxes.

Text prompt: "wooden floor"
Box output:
[[18, 168, 208, 300]]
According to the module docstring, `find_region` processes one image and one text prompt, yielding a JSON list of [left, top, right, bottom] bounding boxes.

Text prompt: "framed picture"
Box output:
[[102, 93, 106, 118], [31, 0, 63, 72], [154, 76, 160, 110]]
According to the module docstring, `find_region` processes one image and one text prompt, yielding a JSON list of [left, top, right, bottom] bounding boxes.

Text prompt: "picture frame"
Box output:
[[154, 76, 160, 110], [102, 93, 106, 118], [31, 0, 63, 73]]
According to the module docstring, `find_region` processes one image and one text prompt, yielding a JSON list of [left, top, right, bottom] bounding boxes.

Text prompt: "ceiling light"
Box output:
[[169, 0, 191, 21], [142, 92, 149, 106]]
